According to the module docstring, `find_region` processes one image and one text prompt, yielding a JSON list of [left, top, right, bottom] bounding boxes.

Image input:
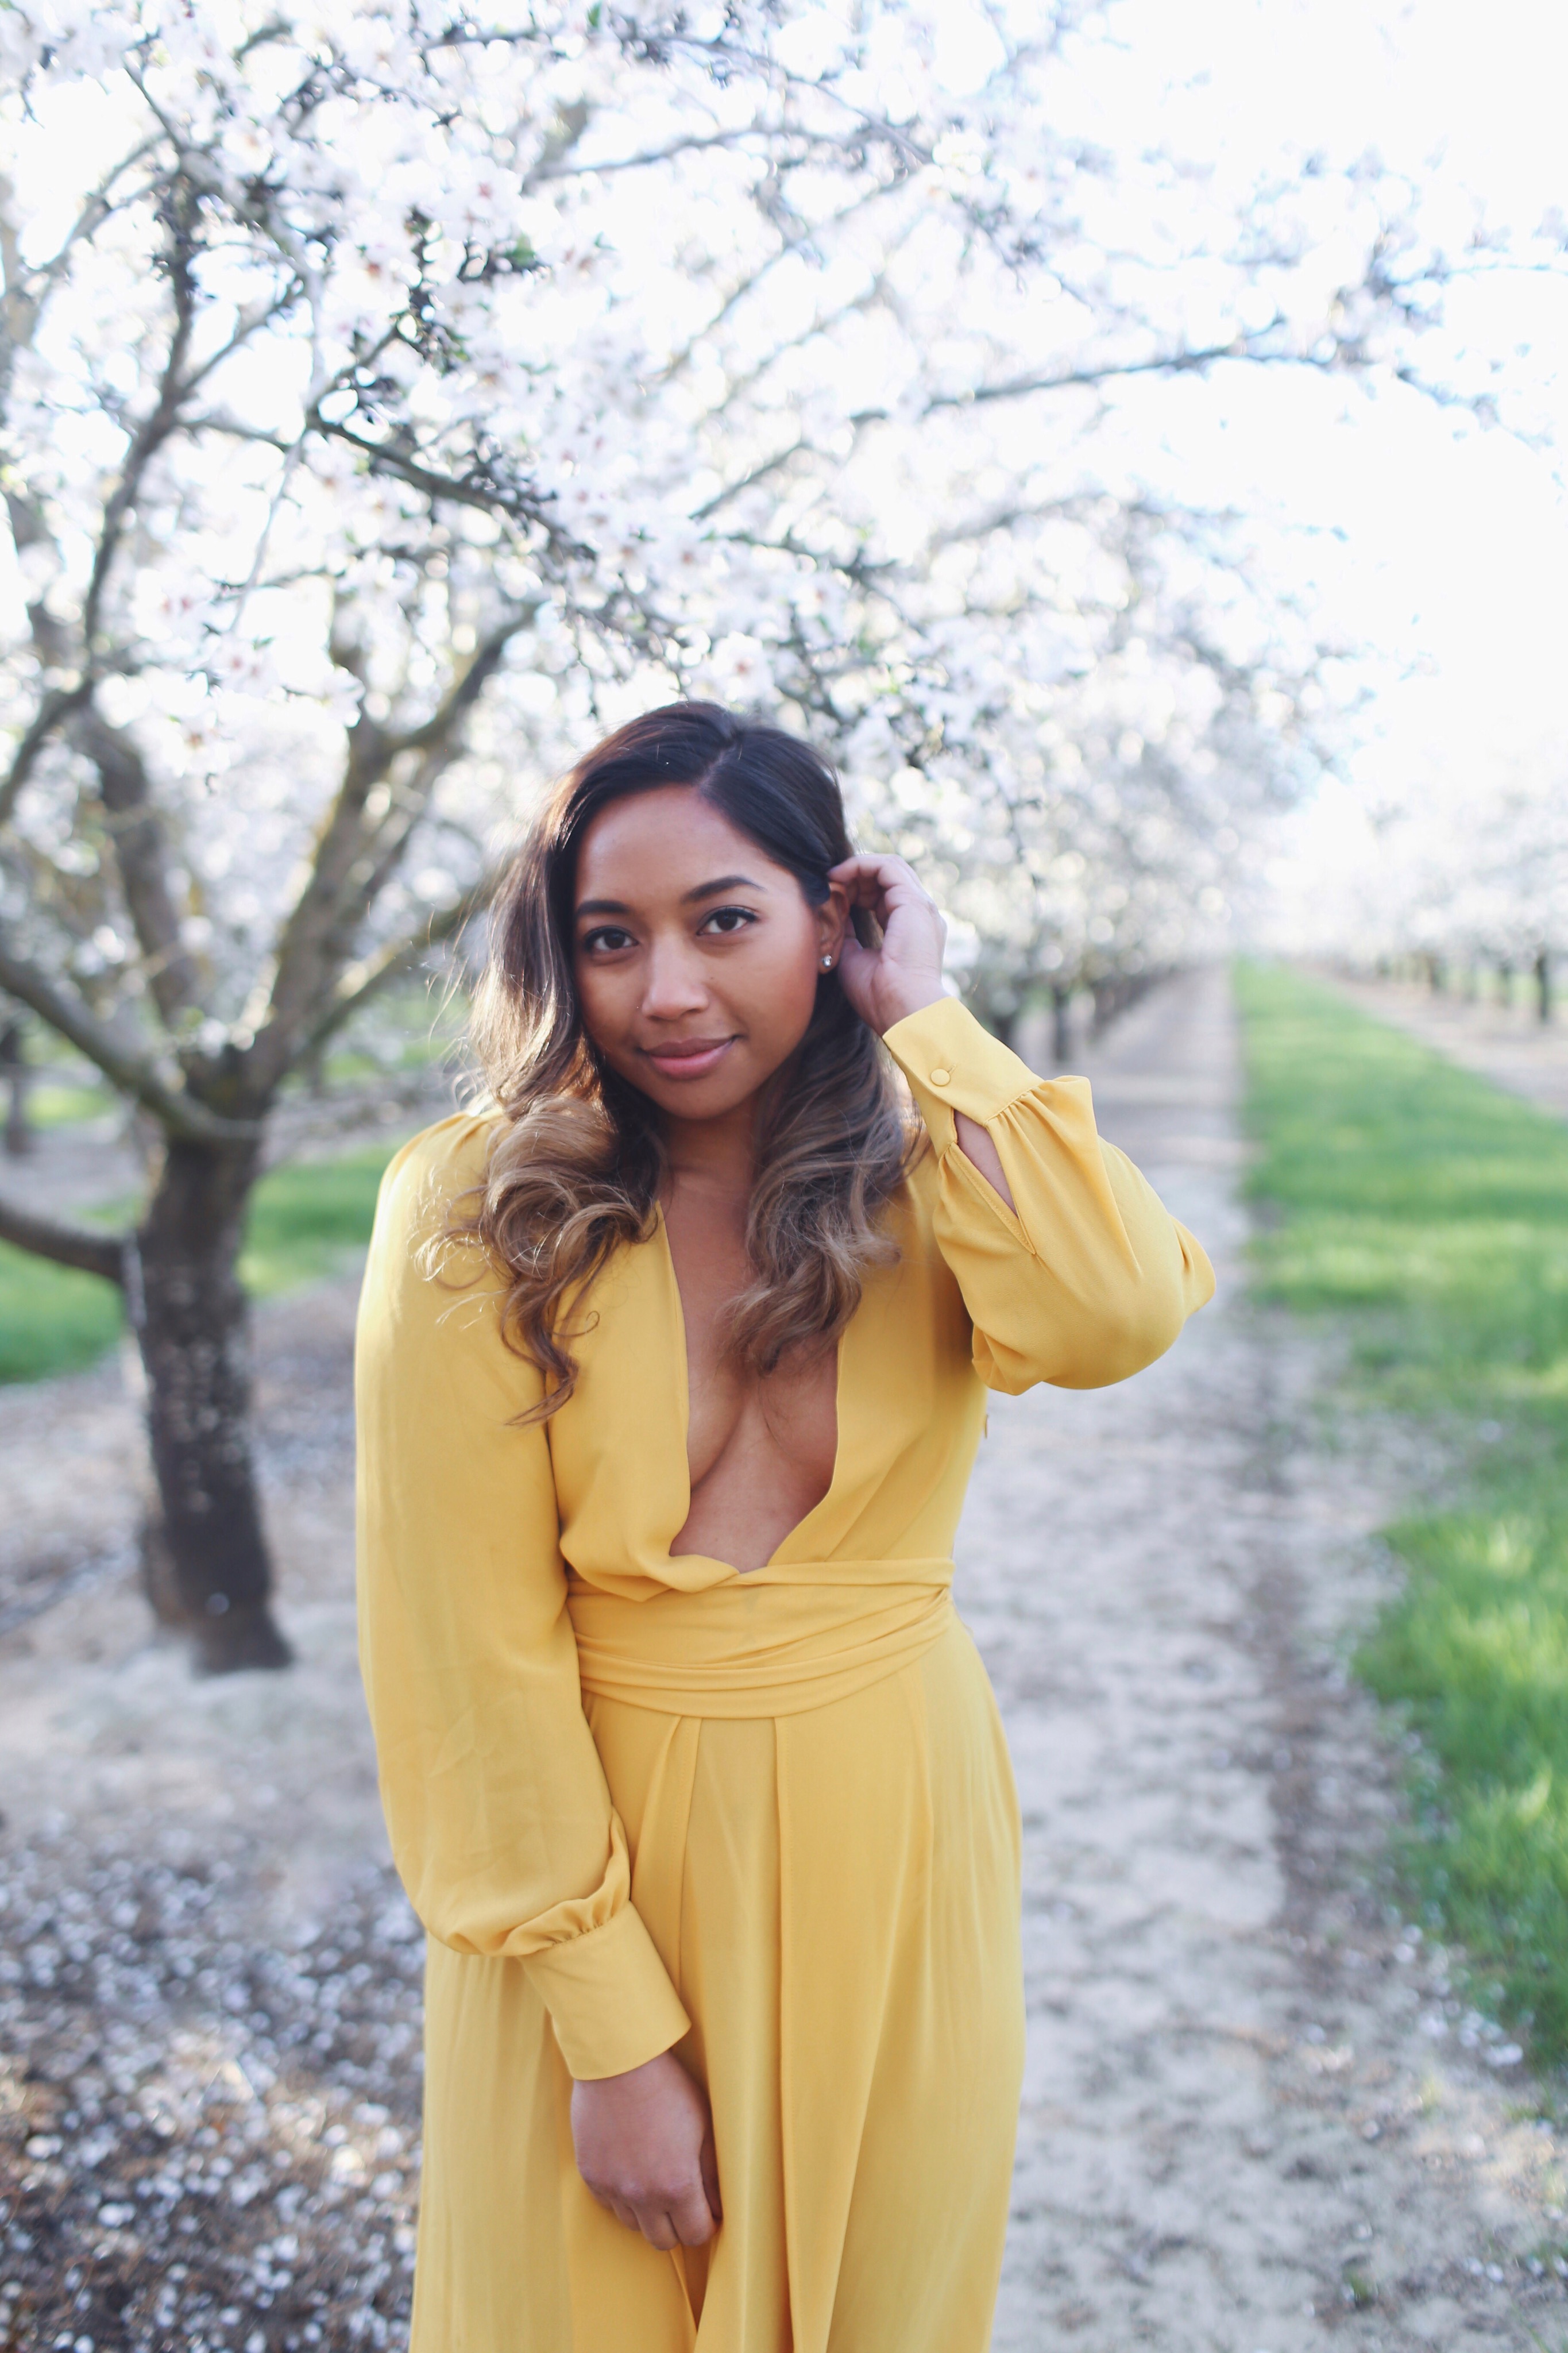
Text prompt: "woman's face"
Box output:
[[571, 785, 847, 1124]]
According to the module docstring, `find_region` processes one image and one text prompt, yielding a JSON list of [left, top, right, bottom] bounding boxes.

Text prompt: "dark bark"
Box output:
[[1051, 982, 1073, 1067], [1, 1016, 30, 1156], [0, 1191, 126, 1280], [2, 1073, 27, 1155], [1536, 949, 1552, 1025], [132, 1135, 291, 1674], [75, 709, 201, 1025]]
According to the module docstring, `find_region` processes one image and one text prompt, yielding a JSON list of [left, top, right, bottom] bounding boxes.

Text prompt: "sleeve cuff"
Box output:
[[522, 1902, 692, 2081], [882, 996, 1046, 1144]]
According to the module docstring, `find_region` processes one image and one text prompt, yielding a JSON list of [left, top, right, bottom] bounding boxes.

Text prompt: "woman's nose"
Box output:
[[641, 938, 709, 1017]]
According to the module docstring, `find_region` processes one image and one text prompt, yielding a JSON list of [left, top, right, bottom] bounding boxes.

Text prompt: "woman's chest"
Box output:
[[661, 1192, 837, 1501], [543, 1171, 983, 1582]]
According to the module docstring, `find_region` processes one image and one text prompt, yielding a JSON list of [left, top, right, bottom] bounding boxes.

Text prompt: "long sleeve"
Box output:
[[882, 997, 1215, 1392], [354, 1116, 691, 2080]]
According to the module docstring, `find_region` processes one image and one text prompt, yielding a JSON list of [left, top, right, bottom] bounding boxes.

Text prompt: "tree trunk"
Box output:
[[1536, 949, 1552, 1025], [1090, 978, 1121, 1036], [1, 1019, 30, 1156], [3, 1066, 29, 1156], [132, 1135, 291, 1673], [1051, 982, 1073, 1066]]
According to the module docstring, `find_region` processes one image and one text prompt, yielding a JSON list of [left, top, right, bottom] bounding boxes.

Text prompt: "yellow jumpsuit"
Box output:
[[354, 997, 1214, 2353]]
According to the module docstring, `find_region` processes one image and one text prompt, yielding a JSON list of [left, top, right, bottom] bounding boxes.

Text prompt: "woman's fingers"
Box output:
[[700, 2123, 723, 2227], [593, 2182, 712, 2249], [569, 2051, 721, 2251], [828, 851, 933, 916], [614, 2180, 714, 2250], [827, 851, 947, 1034], [669, 2170, 720, 2245], [828, 853, 941, 944]]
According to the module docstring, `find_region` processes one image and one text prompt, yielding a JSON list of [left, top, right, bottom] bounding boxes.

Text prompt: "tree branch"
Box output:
[[5, 141, 161, 308], [387, 616, 535, 758], [311, 418, 573, 545], [658, 180, 893, 387], [0, 680, 93, 827], [294, 879, 494, 1064], [72, 705, 199, 1025], [242, 611, 533, 1091], [531, 129, 764, 183], [0, 1192, 128, 1284], [0, 932, 258, 1143], [80, 179, 201, 656], [910, 331, 1333, 416], [691, 437, 808, 523]]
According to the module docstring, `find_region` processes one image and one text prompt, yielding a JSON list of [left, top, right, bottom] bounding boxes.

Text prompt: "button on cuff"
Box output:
[[882, 996, 1041, 1123]]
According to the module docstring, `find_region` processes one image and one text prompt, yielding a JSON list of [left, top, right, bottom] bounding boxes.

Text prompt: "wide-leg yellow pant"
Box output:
[[412, 1617, 1024, 2352]]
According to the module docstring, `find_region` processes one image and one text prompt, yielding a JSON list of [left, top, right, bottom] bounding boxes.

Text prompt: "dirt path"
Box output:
[[2, 971, 1566, 2351], [979, 967, 1566, 2351]]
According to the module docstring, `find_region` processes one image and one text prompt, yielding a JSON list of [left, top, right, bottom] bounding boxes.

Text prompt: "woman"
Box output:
[[355, 702, 1214, 2352]]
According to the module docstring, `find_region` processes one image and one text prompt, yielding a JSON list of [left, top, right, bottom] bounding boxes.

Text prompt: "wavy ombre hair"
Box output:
[[455, 702, 920, 1418]]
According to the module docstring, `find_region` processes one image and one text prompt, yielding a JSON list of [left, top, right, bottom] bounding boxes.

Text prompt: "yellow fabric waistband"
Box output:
[[569, 1564, 957, 1719]]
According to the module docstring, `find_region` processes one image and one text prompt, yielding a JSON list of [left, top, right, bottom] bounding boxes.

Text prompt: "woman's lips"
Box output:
[[642, 1037, 736, 1081]]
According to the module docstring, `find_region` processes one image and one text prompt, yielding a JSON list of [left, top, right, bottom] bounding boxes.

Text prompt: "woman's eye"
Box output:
[[699, 906, 756, 936], [582, 925, 635, 954]]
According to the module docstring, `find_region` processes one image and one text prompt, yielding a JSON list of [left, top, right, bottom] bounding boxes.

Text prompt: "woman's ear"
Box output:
[[815, 878, 851, 970]]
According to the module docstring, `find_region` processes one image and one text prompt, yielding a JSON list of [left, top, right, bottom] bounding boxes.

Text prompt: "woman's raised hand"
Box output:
[[570, 2050, 722, 2250], [828, 853, 948, 1037]]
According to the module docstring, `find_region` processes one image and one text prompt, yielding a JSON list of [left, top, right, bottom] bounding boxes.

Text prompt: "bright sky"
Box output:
[[1058, 0, 1568, 929]]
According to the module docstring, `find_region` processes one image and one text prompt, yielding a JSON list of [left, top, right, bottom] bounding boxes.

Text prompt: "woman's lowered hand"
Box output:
[[570, 2050, 722, 2248]]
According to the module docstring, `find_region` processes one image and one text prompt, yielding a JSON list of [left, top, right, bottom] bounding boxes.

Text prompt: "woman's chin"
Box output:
[[637, 1059, 779, 1124]]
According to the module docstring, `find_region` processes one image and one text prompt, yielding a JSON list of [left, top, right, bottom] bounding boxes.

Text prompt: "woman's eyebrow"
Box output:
[[680, 873, 764, 904], [574, 873, 766, 920]]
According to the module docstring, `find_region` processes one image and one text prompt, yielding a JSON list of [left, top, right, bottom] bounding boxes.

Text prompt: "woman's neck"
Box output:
[[661, 1096, 758, 1203]]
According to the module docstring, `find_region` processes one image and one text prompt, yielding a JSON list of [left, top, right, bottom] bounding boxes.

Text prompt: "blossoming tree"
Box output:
[[0, 0, 1538, 1665]]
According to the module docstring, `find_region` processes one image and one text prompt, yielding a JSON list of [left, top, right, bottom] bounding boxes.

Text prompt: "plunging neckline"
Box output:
[[654, 1202, 846, 1577]]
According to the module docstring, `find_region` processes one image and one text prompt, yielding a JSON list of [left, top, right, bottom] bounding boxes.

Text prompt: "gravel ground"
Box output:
[[1, 1274, 425, 2353], [3, 969, 1567, 2353], [1, 1835, 423, 2353]]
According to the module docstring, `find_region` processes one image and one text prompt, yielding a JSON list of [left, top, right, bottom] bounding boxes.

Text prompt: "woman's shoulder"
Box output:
[[374, 1108, 506, 1244]]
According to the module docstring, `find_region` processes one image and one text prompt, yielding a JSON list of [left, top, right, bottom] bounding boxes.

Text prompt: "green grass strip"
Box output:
[[0, 1137, 410, 1387], [237, 1143, 410, 1299], [0, 1241, 126, 1384], [1235, 960, 1568, 2060]]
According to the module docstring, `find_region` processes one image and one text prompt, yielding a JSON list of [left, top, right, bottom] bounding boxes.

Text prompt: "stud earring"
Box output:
[[821, 954, 834, 969]]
